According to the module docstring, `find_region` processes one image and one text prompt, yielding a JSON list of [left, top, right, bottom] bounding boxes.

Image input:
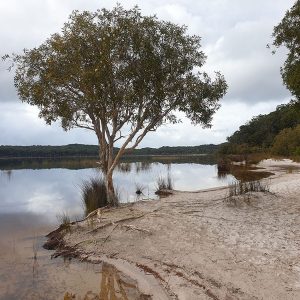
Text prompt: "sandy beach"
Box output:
[[46, 159, 300, 299]]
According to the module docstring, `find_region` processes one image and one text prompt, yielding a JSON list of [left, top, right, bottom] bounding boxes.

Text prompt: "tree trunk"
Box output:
[[96, 127, 119, 206], [105, 171, 118, 206]]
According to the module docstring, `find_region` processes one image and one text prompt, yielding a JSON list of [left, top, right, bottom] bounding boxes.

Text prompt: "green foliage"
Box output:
[[5, 5, 226, 203], [224, 100, 300, 152], [272, 1, 300, 99], [272, 124, 300, 156], [0, 144, 98, 158], [218, 143, 262, 156], [6, 5, 226, 143], [0, 144, 219, 158]]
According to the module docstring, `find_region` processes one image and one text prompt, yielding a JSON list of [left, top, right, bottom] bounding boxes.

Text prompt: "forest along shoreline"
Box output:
[[44, 159, 300, 300]]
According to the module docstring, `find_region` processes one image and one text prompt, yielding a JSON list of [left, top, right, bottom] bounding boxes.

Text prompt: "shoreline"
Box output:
[[45, 159, 300, 299]]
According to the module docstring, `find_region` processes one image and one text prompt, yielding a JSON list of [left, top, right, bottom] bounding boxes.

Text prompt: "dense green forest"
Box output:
[[0, 144, 219, 158], [219, 100, 300, 156]]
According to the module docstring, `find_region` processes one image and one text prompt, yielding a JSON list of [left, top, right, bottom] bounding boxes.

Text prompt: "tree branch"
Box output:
[[74, 122, 95, 131]]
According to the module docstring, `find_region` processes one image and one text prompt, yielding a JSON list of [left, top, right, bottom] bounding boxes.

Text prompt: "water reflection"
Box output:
[[64, 262, 149, 300], [0, 158, 238, 223], [0, 213, 145, 300], [117, 162, 132, 173], [0, 155, 217, 170], [217, 164, 273, 182], [117, 161, 153, 174], [1, 169, 13, 181], [135, 161, 152, 173]]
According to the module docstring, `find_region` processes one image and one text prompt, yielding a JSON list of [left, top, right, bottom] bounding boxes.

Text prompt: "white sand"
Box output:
[[58, 159, 300, 299]]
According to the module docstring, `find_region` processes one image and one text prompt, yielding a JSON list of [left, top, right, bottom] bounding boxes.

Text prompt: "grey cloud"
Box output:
[[0, 69, 17, 103], [0, 102, 96, 145], [0, 0, 296, 146], [203, 19, 291, 103]]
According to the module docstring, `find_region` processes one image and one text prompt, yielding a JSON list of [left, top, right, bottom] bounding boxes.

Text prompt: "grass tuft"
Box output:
[[135, 182, 145, 195], [228, 179, 270, 197], [57, 211, 71, 225], [81, 176, 120, 215], [56, 211, 71, 232], [155, 173, 174, 196], [81, 176, 109, 215]]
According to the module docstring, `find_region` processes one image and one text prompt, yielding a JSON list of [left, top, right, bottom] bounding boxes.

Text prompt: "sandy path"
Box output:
[[49, 159, 300, 299]]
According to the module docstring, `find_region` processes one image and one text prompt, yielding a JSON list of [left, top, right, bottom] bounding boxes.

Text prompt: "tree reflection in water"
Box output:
[[135, 162, 151, 173], [64, 262, 150, 300], [116, 163, 132, 173], [1, 169, 13, 181]]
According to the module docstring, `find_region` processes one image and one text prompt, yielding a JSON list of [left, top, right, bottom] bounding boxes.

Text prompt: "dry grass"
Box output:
[[82, 177, 109, 215], [228, 179, 270, 197], [135, 182, 145, 195], [57, 211, 71, 225]]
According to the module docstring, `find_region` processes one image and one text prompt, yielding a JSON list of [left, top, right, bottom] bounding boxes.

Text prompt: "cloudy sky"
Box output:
[[0, 0, 294, 147]]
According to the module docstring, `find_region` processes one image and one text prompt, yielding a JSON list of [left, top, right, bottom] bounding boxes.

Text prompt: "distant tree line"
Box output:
[[219, 100, 300, 156], [0, 144, 219, 158]]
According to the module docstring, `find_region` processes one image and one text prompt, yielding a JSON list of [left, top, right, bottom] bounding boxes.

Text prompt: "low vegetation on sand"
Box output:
[[228, 179, 270, 197]]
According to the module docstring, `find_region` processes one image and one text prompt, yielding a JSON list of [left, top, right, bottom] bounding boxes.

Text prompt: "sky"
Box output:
[[0, 0, 295, 147]]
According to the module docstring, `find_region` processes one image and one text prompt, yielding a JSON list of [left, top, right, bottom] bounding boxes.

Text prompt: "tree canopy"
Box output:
[[272, 0, 300, 99], [227, 100, 300, 147], [218, 100, 300, 155], [272, 124, 300, 156], [6, 5, 227, 203]]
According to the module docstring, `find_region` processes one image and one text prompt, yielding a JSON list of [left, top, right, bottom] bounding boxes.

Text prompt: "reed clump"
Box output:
[[135, 183, 145, 195], [228, 179, 270, 197], [81, 176, 119, 215], [56, 211, 71, 232], [155, 173, 174, 196]]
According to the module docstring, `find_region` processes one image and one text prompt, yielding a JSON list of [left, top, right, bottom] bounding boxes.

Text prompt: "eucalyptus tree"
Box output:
[[6, 6, 227, 204], [272, 0, 300, 99]]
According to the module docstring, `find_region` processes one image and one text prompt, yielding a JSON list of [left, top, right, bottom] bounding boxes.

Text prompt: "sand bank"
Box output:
[[46, 159, 300, 299]]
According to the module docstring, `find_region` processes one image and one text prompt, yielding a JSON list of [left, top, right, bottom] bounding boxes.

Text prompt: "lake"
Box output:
[[0, 155, 237, 224], [0, 155, 266, 299]]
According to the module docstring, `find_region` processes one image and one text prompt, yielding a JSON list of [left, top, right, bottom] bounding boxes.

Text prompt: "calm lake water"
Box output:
[[0, 155, 260, 299], [0, 155, 236, 224]]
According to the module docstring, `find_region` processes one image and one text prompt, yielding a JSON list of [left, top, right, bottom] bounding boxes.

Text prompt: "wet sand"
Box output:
[[48, 159, 300, 299], [0, 214, 147, 299]]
